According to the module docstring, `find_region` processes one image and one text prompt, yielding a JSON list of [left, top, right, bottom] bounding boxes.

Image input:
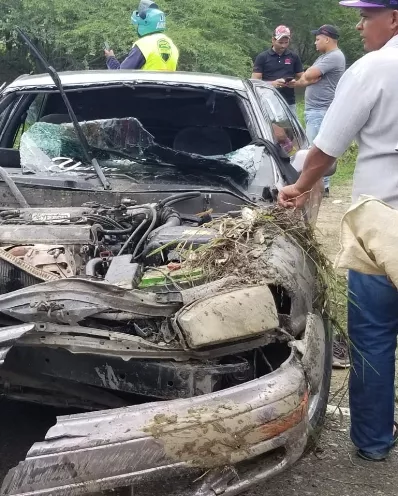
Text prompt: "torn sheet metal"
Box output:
[[0, 323, 34, 365], [9, 322, 276, 362], [0, 278, 182, 324], [291, 313, 326, 395], [262, 235, 317, 335]]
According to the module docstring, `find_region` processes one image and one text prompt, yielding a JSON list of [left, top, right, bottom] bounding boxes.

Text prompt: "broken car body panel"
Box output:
[[2, 353, 309, 496], [0, 70, 330, 495]]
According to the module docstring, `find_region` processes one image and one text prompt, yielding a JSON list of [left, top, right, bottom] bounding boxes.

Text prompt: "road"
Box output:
[[1, 188, 398, 495]]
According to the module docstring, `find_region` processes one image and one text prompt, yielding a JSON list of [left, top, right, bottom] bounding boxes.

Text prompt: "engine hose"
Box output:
[[132, 205, 158, 260], [100, 207, 153, 236], [148, 207, 181, 239], [0, 209, 20, 218], [118, 217, 149, 256], [85, 258, 104, 277], [85, 214, 124, 230], [100, 226, 135, 236], [157, 192, 201, 209], [0, 167, 29, 208]]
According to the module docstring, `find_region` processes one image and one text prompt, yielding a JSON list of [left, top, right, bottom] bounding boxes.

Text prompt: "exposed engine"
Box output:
[[0, 192, 216, 294], [0, 193, 300, 407]]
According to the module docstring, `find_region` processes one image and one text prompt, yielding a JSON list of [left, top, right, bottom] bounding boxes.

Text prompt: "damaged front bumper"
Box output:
[[0, 312, 326, 496], [0, 230, 326, 495]]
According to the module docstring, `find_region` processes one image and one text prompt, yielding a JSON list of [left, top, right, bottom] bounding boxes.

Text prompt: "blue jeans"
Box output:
[[305, 108, 330, 190], [289, 104, 297, 116], [348, 270, 398, 456]]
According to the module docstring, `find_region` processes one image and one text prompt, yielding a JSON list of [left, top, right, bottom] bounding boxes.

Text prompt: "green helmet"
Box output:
[[131, 1, 166, 37]]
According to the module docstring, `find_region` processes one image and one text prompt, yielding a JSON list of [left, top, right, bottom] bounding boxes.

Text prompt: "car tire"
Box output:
[[306, 317, 333, 450]]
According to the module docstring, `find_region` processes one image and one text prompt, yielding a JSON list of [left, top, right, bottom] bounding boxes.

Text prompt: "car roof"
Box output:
[[5, 70, 248, 93]]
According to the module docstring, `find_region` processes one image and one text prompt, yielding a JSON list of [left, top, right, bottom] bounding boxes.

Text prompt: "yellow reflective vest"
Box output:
[[134, 33, 179, 71]]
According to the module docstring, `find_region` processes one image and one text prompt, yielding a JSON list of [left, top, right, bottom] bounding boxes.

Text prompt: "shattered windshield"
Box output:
[[19, 117, 260, 185]]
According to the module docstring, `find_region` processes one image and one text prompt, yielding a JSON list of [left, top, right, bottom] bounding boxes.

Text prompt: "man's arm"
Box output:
[[278, 66, 377, 208], [295, 52, 342, 88], [278, 146, 335, 208], [286, 53, 309, 87], [294, 66, 322, 87], [105, 46, 146, 70]]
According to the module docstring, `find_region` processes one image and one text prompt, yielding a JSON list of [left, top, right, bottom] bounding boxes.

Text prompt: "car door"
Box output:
[[252, 82, 308, 154], [252, 82, 323, 224]]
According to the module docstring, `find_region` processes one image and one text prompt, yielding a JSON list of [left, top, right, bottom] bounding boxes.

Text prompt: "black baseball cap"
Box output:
[[311, 25, 340, 39], [340, 0, 398, 7]]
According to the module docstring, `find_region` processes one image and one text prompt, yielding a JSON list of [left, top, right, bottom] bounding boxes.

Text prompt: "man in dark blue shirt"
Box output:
[[252, 25, 304, 114]]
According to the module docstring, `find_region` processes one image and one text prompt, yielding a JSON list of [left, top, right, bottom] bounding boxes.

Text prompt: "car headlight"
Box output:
[[176, 285, 279, 349]]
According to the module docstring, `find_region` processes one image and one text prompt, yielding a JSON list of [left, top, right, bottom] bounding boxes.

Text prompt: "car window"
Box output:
[[255, 86, 301, 156], [13, 94, 45, 149], [0, 94, 17, 135]]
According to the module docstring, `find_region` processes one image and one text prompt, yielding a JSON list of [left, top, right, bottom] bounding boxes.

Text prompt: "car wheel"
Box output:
[[306, 317, 333, 450]]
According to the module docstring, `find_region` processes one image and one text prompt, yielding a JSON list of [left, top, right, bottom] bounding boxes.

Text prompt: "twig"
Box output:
[[348, 453, 364, 469], [258, 348, 273, 372], [293, 189, 313, 200], [193, 470, 211, 483], [324, 477, 377, 489]]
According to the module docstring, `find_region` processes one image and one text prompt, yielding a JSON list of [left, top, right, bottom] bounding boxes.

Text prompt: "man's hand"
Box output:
[[285, 80, 297, 88], [104, 49, 115, 58], [278, 184, 311, 209], [272, 78, 287, 89]]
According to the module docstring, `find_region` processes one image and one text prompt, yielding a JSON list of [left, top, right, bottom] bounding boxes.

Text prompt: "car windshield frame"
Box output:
[[0, 81, 289, 202]]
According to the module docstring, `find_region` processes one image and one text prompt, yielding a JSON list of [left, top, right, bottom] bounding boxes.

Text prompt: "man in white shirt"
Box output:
[[279, 0, 398, 462]]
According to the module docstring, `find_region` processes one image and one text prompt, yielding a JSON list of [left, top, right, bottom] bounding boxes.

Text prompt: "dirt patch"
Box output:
[[248, 415, 398, 496], [316, 184, 352, 265], [246, 181, 398, 496]]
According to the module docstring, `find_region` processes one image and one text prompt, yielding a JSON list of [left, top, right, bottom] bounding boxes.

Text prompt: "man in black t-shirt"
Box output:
[[252, 25, 304, 114]]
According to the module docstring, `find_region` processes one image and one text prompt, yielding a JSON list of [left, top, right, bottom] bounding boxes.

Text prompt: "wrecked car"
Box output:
[[0, 68, 331, 496]]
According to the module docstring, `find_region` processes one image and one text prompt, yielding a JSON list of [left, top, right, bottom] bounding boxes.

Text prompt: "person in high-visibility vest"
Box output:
[[105, 1, 179, 71]]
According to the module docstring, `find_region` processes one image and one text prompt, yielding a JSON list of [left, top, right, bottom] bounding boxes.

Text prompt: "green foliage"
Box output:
[[332, 143, 357, 186], [0, 0, 366, 83], [266, 0, 364, 66], [0, 0, 272, 79]]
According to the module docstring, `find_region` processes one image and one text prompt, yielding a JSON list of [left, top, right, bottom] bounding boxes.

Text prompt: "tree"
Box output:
[[0, 0, 365, 84], [265, 0, 364, 66]]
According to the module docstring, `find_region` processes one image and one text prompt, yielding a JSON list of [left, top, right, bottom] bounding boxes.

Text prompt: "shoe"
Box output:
[[357, 422, 398, 461], [323, 188, 330, 198], [357, 449, 388, 461], [332, 339, 350, 369]]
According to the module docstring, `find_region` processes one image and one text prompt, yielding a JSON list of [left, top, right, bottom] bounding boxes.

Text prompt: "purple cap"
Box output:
[[340, 0, 398, 7]]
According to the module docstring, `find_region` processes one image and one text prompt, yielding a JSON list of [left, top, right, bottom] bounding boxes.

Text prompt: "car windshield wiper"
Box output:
[[16, 28, 111, 190], [94, 144, 249, 180], [92, 146, 251, 197], [198, 172, 254, 203]]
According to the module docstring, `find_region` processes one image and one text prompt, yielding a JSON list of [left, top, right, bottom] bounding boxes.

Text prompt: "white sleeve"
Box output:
[[314, 60, 377, 158]]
